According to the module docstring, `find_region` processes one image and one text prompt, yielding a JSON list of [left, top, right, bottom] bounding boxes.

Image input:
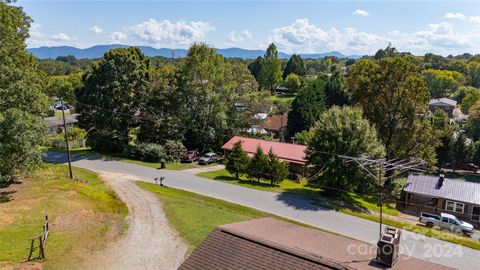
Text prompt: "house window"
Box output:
[[445, 200, 464, 213]]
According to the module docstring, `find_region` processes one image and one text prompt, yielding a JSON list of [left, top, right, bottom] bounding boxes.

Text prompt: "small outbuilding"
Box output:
[[402, 174, 480, 223]]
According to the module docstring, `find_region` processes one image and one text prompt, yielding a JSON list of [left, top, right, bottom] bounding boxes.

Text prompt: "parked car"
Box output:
[[198, 152, 217, 165], [461, 163, 479, 172], [182, 150, 200, 163], [419, 212, 474, 236]]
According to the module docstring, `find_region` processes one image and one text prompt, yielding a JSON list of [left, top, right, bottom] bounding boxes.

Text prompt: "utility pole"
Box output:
[[377, 168, 383, 238], [60, 99, 73, 179]]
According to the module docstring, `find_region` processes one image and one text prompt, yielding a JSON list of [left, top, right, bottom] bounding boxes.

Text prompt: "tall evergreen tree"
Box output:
[[287, 78, 326, 138], [265, 149, 289, 186], [283, 54, 306, 79], [226, 141, 249, 179], [76, 47, 149, 152], [259, 43, 283, 91], [247, 56, 264, 81], [247, 146, 268, 182], [0, 1, 48, 185]]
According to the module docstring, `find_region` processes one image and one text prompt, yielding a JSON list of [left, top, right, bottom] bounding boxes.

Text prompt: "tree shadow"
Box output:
[[0, 190, 16, 203], [274, 191, 329, 211]]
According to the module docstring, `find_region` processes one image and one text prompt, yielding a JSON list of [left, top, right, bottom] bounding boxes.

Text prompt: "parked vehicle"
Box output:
[[182, 150, 200, 163], [461, 163, 479, 172], [198, 152, 217, 165], [419, 212, 474, 236]]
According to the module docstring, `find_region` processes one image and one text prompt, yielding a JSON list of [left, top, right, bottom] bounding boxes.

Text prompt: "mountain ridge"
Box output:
[[27, 44, 363, 59]]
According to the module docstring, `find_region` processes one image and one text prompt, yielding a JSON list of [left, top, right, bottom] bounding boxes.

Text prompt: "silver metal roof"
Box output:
[[428, 98, 457, 107], [44, 113, 80, 128], [404, 174, 480, 205]]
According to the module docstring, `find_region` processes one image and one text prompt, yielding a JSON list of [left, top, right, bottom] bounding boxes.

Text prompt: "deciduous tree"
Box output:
[[306, 107, 385, 194], [76, 47, 149, 152]]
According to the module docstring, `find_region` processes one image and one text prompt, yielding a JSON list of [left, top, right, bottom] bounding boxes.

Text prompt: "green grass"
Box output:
[[270, 94, 295, 104], [136, 182, 270, 253], [0, 163, 127, 269]]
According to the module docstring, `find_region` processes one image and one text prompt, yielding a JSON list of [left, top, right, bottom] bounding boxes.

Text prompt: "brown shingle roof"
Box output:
[[261, 113, 288, 131], [179, 217, 453, 270]]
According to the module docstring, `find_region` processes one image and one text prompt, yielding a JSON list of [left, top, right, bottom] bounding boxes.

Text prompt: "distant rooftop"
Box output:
[[222, 136, 306, 164], [44, 113, 80, 128], [429, 98, 457, 107], [179, 217, 453, 270]]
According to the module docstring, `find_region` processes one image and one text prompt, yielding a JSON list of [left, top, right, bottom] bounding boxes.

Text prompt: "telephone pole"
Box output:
[[60, 99, 73, 179]]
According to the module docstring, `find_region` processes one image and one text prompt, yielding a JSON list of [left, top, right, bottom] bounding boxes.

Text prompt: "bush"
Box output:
[[164, 140, 186, 162], [124, 143, 166, 162]]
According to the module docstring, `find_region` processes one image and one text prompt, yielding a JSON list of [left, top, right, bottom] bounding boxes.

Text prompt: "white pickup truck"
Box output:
[[419, 212, 474, 236]]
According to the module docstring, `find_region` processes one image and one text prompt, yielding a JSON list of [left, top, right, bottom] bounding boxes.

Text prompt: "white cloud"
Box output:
[[469, 16, 480, 24], [242, 30, 253, 39], [51, 33, 71, 41], [30, 23, 43, 38], [89, 25, 103, 34], [113, 19, 214, 47], [268, 18, 384, 54], [353, 9, 370, 16], [109, 31, 127, 43], [227, 31, 244, 43], [444, 12, 465, 20]]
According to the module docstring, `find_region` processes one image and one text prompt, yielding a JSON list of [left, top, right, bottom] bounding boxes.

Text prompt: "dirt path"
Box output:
[[79, 173, 187, 270], [182, 164, 225, 174]]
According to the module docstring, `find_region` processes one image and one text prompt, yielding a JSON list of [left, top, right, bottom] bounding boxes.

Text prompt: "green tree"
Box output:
[[450, 133, 472, 171], [283, 54, 306, 79], [76, 47, 149, 152], [466, 102, 480, 141], [259, 43, 283, 91], [226, 141, 249, 179], [284, 73, 301, 93], [307, 107, 385, 194], [472, 140, 480, 166], [468, 61, 480, 88], [324, 67, 349, 107], [247, 146, 268, 182], [247, 56, 264, 82], [45, 73, 83, 101], [0, 2, 48, 184], [347, 57, 437, 169], [287, 78, 326, 137], [178, 43, 229, 151], [424, 69, 465, 98], [265, 149, 289, 186], [138, 64, 186, 144], [432, 110, 454, 168], [460, 89, 480, 113]]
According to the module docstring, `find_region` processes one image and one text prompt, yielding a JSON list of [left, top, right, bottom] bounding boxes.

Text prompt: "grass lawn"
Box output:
[[137, 182, 270, 253], [44, 147, 214, 171], [270, 94, 295, 104], [0, 163, 127, 269]]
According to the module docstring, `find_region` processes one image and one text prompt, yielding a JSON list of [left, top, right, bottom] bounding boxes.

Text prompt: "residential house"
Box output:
[[44, 113, 80, 134], [261, 112, 288, 138], [222, 136, 306, 174], [179, 217, 452, 270], [428, 98, 457, 118], [402, 174, 480, 223]]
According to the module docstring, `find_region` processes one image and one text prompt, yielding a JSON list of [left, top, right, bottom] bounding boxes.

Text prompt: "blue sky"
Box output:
[[17, 1, 480, 55]]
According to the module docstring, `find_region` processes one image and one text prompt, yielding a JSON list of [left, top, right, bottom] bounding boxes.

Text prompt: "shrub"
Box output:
[[164, 140, 187, 162], [124, 143, 166, 162]]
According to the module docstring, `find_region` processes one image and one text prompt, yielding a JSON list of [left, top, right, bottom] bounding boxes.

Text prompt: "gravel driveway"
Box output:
[[79, 173, 187, 270]]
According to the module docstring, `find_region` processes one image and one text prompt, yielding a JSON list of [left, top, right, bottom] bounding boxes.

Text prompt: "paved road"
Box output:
[[45, 152, 479, 270]]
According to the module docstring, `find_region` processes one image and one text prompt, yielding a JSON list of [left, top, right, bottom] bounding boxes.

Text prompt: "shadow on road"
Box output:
[[274, 192, 330, 211]]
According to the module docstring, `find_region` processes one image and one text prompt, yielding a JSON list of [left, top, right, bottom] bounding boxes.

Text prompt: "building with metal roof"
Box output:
[[402, 174, 480, 223]]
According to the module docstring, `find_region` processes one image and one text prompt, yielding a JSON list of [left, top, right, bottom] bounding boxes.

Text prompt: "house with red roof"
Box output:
[[222, 136, 307, 174]]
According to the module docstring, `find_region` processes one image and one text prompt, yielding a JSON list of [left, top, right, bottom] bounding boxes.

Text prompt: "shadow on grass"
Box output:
[[442, 171, 480, 183]]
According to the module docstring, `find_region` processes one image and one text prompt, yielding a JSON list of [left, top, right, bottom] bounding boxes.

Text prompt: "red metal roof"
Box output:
[[222, 136, 306, 165]]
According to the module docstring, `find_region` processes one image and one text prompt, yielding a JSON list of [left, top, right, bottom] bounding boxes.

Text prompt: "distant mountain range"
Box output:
[[27, 45, 363, 60]]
